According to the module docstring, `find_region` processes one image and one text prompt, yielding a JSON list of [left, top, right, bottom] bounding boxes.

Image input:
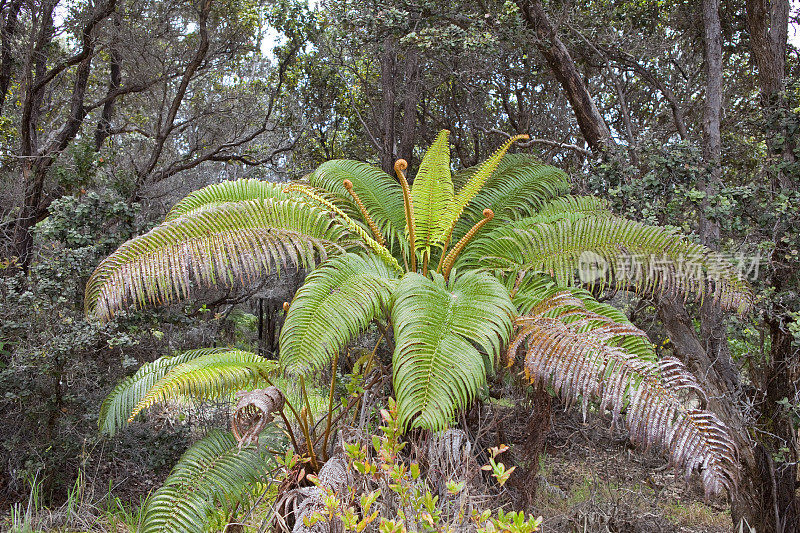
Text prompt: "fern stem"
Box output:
[[442, 209, 494, 280], [298, 375, 320, 472], [422, 250, 429, 277], [343, 179, 385, 246], [395, 159, 415, 273], [321, 349, 340, 461], [436, 232, 452, 273]]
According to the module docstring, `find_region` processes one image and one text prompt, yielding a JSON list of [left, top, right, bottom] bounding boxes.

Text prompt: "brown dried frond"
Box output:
[[232, 386, 284, 448], [509, 294, 739, 498]]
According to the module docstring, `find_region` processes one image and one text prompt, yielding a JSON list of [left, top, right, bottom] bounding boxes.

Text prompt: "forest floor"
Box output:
[[527, 407, 731, 532], [1, 400, 732, 532]]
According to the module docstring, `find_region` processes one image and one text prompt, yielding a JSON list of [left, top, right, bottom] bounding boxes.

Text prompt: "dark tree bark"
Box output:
[[94, 13, 121, 150], [515, 0, 612, 152], [379, 36, 397, 176], [699, 0, 736, 391], [0, 0, 22, 114], [397, 46, 419, 166], [746, 0, 789, 99]]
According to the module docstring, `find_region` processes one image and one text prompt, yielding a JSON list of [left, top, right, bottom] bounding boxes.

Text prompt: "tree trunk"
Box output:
[[699, 0, 736, 389], [745, 2, 799, 531], [379, 36, 396, 176], [515, 0, 612, 152]]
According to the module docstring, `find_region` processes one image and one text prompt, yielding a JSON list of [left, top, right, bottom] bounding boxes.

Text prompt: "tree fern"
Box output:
[[280, 253, 398, 373], [129, 350, 278, 421], [460, 215, 752, 313], [99, 348, 229, 435], [392, 271, 515, 429], [509, 292, 739, 497], [85, 198, 350, 320], [164, 179, 294, 222], [141, 430, 268, 533]]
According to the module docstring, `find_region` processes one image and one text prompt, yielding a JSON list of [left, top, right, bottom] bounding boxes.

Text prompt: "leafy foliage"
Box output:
[[411, 129, 455, 253], [307, 160, 408, 246], [280, 253, 397, 372], [85, 198, 350, 320], [100, 348, 277, 434], [128, 350, 278, 422], [99, 348, 228, 435], [392, 271, 515, 429], [141, 430, 268, 533], [461, 214, 752, 313]]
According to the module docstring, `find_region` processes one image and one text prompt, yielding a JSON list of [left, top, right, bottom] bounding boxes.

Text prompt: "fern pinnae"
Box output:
[[141, 430, 267, 533], [443, 133, 528, 237], [99, 348, 229, 435], [284, 184, 403, 274], [128, 350, 278, 422]]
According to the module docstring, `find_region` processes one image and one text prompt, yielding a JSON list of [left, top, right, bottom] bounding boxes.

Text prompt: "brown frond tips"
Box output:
[[482, 208, 494, 220], [283, 301, 290, 312], [232, 386, 284, 448], [342, 179, 354, 190]]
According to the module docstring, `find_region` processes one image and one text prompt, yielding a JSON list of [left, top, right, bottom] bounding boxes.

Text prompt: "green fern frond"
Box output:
[[99, 348, 229, 435], [308, 160, 407, 246], [534, 195, 610, 219], [280, 253, 398, 373], [442, 135, 528, 240], [392, 271, 515, 430], [457, 154, 571, 224], [86, 198, 350, 320], [411, 130, 455, 253], [510, 294, 739, 497], [129, 350, 278, 421], [460, 215, 752, 313], [164, 179, 293, 222], [285, 184, 404, 274], [141, 430, 268, 533]]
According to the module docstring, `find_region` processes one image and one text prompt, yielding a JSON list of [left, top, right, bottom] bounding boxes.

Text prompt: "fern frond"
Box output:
[[285, 184, 404, 274], [164, 179, 293, 222], [308, 160, 407, 246], [411, 130, 455, 253], [442, 135, 528, 240], [534, 195, 610, 219], [510, 294, 739, 497], [142, 430, 267, 533], [129, 350, 278, 421], [99, 348, 228, 435], [392, 271, 515, 430], [460, 215, 752, 313], [511, 275, 657, 362], [456, 154, 570, 225], [86, 199, 350, 320], [280, 253, 398, 373]]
